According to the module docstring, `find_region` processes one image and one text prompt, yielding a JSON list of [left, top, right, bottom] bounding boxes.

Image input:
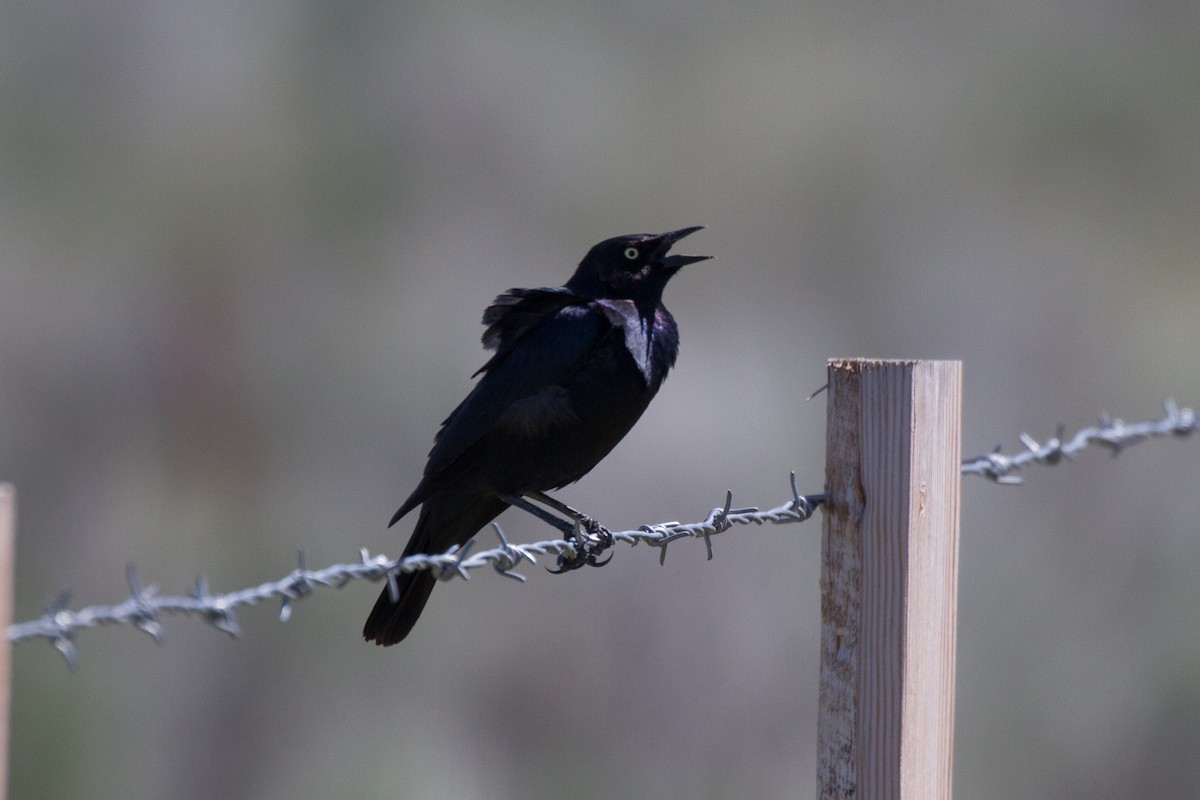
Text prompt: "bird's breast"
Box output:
[[595, 299, 679, 388]]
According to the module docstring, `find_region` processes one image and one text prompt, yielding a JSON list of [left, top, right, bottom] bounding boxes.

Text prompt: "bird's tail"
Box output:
[[363, 493, 508, 645], [363, 564, 436, 646], [364, 502, 440, 645]]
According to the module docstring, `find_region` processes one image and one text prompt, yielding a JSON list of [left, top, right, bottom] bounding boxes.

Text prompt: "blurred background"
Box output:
[[3, 1, 1200, 798]]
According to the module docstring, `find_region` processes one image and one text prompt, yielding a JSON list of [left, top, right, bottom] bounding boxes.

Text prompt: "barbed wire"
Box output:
[[7, 475, 824, 665], [8, 398, 1195, 663], [960, 397, 1195, 483]]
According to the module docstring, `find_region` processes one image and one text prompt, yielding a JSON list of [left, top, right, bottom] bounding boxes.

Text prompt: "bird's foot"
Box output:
[[549, 518, 614, 573]]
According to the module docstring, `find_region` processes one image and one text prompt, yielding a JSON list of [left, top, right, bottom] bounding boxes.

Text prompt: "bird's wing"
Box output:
[[485, 290, 657, 382], [390, 289, 606, 524], [477, 286, 578, 364]]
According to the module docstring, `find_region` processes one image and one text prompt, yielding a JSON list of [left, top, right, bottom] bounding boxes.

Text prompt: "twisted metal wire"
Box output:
[[961, 398, 1195, 483], [7, 475, 824, 665], [9, 398, 1196, 663]]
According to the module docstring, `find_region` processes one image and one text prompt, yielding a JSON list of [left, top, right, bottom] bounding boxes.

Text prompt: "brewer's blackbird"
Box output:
[[364, 227, 710, 645]]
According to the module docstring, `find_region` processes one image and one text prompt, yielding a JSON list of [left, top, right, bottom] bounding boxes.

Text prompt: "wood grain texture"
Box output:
[[817, 360, 961, 800]]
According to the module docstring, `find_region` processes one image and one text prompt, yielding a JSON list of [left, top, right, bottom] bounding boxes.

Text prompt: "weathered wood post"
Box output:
[[818, 359, 962, 800], [0, 484, 13, 800]]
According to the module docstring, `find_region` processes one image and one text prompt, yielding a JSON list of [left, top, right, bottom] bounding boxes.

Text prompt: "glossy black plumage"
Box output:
[[364, 227, 710, 645]]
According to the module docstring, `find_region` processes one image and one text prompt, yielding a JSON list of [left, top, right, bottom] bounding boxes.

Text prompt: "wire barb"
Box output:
[[487, 523, 530, 583]]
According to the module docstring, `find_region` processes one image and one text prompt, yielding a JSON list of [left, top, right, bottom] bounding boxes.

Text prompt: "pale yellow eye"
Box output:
[[624, 247, 639, 260]]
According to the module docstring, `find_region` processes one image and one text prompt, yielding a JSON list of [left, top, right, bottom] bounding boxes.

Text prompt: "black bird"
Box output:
[[364, 227, 710, 645]]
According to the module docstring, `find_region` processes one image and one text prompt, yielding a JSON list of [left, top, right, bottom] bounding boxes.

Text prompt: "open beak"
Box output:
[[654, 226, 712, 270]]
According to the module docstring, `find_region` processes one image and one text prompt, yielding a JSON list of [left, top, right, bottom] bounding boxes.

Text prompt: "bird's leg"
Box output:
[[523, 491, 605, 533], [502, 491, 614, 572], [500, 494, 576, 537], [525, 491, 614, 559]]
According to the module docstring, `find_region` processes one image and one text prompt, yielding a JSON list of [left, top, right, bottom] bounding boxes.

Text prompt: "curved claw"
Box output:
[[547, 555, 586, 575], [587, 524, 614, 546], [548, 548, 613, 573], [546, 520, 615, 574]]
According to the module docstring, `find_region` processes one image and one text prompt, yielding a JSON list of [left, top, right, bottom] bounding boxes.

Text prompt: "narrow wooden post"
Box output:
[[817, 360, 961, 800], [0, 484, 13, 800]]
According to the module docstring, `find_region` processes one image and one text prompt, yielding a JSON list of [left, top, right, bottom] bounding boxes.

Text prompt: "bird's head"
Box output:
[[565, 226, 711, 301]]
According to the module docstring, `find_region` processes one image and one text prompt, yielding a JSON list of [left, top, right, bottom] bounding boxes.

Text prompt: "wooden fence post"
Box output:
[[0, 484, 13, 800], [817, 359, 962, 800]]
